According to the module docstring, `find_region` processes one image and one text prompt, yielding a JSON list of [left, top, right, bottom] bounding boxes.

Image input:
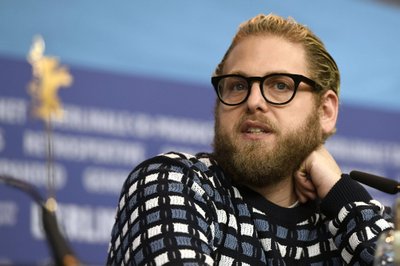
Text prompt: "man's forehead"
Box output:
[[223, 35, 308, 77]]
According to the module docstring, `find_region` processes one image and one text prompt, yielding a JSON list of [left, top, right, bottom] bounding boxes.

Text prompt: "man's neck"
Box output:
[[247, 177, 298, 208]]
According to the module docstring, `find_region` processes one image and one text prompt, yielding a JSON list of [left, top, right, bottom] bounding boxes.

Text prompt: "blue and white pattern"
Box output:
[[107, 152, 392, 265]]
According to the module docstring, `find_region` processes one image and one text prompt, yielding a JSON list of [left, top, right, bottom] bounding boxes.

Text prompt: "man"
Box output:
[[107, 14, 392, 265]]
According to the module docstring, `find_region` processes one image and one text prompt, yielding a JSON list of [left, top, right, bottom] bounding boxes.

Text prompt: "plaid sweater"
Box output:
[[107, 152, 392, 265]]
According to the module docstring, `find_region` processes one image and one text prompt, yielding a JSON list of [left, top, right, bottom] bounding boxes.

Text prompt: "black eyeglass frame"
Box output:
[[211, 73, 322, 106]]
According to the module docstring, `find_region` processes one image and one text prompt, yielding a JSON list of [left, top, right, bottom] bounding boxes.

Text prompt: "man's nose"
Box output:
[[246, 82, 269, 113]]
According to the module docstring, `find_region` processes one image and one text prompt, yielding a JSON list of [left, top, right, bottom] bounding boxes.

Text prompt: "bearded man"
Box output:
[[107, 14, 392, 265]]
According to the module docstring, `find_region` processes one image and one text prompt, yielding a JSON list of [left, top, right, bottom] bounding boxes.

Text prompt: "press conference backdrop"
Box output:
[[1, 1, 400, 265]]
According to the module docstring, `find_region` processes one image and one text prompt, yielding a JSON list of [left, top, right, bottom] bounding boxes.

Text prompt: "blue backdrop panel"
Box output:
[[0, 53, 399, 265]]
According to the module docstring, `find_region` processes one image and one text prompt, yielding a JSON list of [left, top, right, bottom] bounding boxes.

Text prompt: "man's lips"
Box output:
[[240, 120, 273, 134]]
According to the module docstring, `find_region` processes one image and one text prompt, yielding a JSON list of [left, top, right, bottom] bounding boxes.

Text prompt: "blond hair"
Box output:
[[214, 14, 340, 96]]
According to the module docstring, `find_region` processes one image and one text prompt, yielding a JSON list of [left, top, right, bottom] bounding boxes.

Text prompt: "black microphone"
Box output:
[[0, 175, 80, 266], [41, 204, 80, 266], [350, 170, 400, 194]]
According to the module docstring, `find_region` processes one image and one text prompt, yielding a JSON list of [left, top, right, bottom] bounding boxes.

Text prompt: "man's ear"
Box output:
[[319, 90, 339, 135]]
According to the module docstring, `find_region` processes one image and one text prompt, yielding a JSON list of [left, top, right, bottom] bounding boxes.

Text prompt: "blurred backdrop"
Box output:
[[0, 1, 400, 265]]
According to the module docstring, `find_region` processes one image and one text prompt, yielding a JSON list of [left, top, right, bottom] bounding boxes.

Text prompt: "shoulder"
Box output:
[[121, 151, 229, 193]]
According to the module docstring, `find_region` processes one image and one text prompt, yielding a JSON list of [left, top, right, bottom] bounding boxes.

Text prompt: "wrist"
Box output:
[[320, 174, 372, 219], [318, 172, 342, 199]]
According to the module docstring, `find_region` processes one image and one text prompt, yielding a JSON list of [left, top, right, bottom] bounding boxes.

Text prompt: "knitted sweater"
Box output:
[[107, 152, 392, 265]]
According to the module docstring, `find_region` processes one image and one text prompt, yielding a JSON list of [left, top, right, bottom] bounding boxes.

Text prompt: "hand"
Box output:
[[294, 145, 342, 203]]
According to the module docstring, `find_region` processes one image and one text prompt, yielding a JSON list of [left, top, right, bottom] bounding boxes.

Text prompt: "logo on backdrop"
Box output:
[[27, 35, 73, 123]]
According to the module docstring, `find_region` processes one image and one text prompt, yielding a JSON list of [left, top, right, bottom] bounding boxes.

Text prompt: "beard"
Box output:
[[212, 106, 324, 188]]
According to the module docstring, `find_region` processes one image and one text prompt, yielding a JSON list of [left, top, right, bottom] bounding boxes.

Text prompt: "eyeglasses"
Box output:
[[211, 73, 322, 106]]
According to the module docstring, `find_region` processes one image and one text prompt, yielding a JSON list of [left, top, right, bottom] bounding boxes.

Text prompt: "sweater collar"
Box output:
[[236, 184, 320, 227]]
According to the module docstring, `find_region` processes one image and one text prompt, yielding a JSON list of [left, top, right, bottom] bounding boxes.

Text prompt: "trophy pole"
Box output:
[[45, 115, 57, 212]]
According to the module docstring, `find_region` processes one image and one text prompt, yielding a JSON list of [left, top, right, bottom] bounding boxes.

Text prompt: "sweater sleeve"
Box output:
[[320, 174, 393, 265], [106, 153, 218, 266]]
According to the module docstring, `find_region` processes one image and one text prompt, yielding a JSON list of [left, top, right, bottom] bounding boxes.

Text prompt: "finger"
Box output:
[[294, 173, 316, 192], [300, 180, 316, 192], [295, 187, 317, 203], [297, 194, 307, 204]]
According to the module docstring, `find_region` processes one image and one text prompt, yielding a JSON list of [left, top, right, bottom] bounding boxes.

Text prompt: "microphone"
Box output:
[[350, 170, 400, 194], [0, 175, 80, 266], [41, 203, 80, 266]]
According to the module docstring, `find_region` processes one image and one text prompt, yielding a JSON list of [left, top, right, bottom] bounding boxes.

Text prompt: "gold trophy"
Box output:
[[27, 35, 73, 210]]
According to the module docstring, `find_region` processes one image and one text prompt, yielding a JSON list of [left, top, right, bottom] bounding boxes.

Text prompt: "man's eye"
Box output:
[[231, 83, 247, 91], [275, 82, 289, 91]]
